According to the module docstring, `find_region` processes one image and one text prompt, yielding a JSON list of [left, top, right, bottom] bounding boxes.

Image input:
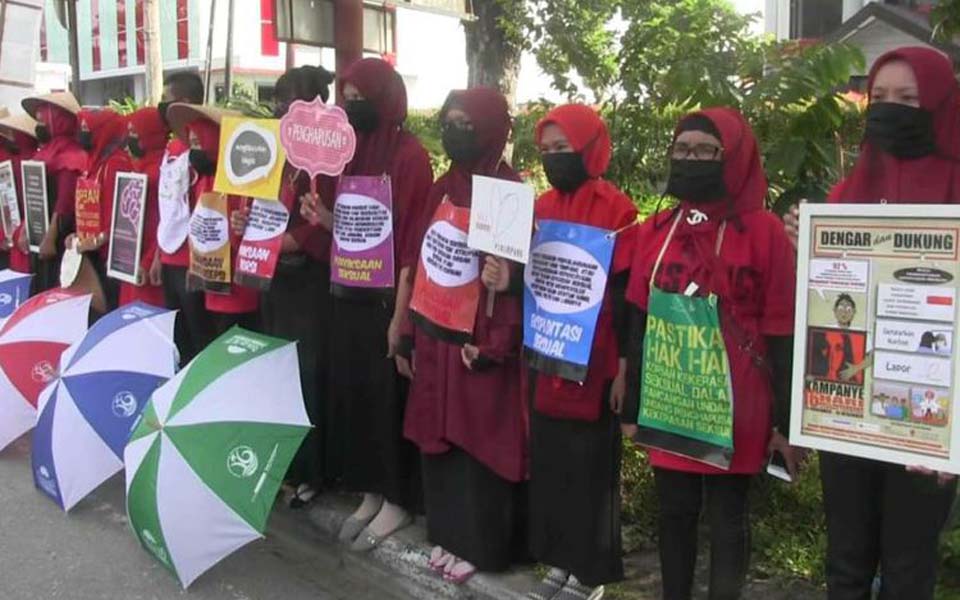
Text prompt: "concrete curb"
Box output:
[[298, 493, 539, 600]]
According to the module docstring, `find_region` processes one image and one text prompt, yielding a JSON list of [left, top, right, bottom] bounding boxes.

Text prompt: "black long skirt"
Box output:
[[528, 379, 624, 587], [422, 447, 527, 572], [261, 258, 330, 488], [327, 296, 419, 507]]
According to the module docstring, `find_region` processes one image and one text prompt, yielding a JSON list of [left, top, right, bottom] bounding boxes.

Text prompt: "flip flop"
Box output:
[[349, 513, 413, 552], [442, 558, 476, 585], [429, 546, 454, 572]]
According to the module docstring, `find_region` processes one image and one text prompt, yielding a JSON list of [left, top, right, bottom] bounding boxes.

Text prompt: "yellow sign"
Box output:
[[213, 117, 285, 200]]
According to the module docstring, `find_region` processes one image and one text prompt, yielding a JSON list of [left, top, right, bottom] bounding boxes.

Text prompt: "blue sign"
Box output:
[[523, 220, 614, 380], [0, 269, 32, 322]]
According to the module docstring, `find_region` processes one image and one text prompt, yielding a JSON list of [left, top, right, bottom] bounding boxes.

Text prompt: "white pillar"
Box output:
[[843, 0, 864, 22]]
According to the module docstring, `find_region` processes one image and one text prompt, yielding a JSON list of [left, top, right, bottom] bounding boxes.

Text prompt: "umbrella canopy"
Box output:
[[0, 270, 32, 327], [33, 302, 177, 511], [0, 290, 90, 451], [124, 326, 310, 588]]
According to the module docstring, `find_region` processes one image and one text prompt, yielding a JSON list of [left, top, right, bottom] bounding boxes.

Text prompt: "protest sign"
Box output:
[[523, 220, 614, 382], [106, 172, 148, 285], [214, 117, 285, 200], [20, 160, 47, 253], [279, 98, 356, 177], [467, 175, 535, 264], [330, 176, 394, 296], [187, 192, 232, 293], [0, 160, 21, 243], [234, 199, 289, 290], [74, 175, 102, 243], [409, 199, 481, 343], [791, 203, 960, 474]]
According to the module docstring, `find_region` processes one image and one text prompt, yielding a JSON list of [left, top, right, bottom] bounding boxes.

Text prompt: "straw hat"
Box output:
[[0, 107, 8, 120], [21, 91, 82, 119], [166, 103, 240, 143], [0, 112, 38, 139]]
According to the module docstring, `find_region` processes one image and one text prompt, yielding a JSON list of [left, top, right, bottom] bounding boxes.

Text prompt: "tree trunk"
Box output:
[[464, 0, 522, 108], [143, 0, 163, 104]]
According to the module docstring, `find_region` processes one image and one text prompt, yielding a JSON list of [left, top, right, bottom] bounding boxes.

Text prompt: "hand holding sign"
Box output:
[[468, 176, 535, 316], [280, 98, 357, 178]]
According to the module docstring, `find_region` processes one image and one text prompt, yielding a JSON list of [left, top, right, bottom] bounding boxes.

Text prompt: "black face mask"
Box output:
[[157, 101, 172, 129], [864, 102, 936, 159], [273, 101, 290, 119], [35, 125, 51, 144], [189, 149, 215, 176], [78, 131, 93, 151], [442, 126, 482, 166], [127, 137, 145, 159], [345, 99, 379, 133], [542, 152, 590, 193], [666, 159, 727, 204]]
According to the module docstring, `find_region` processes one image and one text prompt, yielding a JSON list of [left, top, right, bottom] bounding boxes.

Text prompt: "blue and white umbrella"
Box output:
[[33, 302, 178, 511], [0, 269, 31, 327]]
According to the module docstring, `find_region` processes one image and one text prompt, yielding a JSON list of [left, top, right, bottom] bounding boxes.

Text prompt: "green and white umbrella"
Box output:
[[123, 327, 310, 588]]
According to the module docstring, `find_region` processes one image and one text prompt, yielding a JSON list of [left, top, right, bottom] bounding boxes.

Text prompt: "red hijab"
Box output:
[[127, 108, 168, 177], [534, 104, 636, 270], [830, 47, 960, 203], [672, 107, 767, 222], [340, 58, 409, 176], [438, 87, 518, 206], [32, 103, 86, 173], [77, 108, 126, 175]]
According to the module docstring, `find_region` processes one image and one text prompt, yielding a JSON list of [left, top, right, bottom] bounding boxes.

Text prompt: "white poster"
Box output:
[[467, 175, 535, 264]]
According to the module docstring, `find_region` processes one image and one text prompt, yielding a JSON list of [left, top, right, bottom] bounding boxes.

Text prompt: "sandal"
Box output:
[[429, 546, 454, 572], [443, 558, 476, 585], [288, 483, 317, 509]]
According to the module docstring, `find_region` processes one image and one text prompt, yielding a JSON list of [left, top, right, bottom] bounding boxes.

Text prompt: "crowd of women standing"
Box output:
[[0, 44, 957, 600]]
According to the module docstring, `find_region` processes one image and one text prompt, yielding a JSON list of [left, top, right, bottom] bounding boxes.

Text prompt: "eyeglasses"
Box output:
[[671, 142, 723, 160], [441, 119, 474, 133]]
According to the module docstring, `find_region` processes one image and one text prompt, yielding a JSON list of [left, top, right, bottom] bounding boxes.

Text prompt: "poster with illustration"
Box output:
[[0, 160, 21, 243], [106, 172, 148, 284], [330, 176, 394, 296], [187, 192, 232, 293], [20, 160, 47, 253], [522, 219, 614, 382], [409, 199, 481, 343], [468, 175, 535, 264], [791, 204, 960, 474], [214, 117, 285, 200], [234, 199, 289, 291]]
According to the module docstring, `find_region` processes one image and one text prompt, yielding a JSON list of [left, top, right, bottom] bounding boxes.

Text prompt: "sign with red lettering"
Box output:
[[792, 203, 960, 475], [279, 98, 356, 177], [234, 199, 289, 291], [75, 175, 102, 243]]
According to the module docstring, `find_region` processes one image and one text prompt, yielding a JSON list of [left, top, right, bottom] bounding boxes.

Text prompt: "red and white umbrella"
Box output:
[[0, 290, 90, 451]]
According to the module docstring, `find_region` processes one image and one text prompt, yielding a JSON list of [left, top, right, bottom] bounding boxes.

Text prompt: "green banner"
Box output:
[[639, 288, 734, 449]]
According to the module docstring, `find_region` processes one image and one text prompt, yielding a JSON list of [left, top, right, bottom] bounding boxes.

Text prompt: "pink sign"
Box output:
[[279, 98, 357, 177]]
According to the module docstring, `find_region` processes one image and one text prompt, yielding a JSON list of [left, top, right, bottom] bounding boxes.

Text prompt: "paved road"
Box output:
[[0, 435, 416, 600]]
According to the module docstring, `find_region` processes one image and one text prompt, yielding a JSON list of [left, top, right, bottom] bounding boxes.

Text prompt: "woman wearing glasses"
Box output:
[[625, 108, 801, 600]]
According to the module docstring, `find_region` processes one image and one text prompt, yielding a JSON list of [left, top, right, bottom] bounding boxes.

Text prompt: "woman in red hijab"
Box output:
[[402, 88, 526, 583], [0, 113, 38, 273], [783, 47, 960, 600], [481, 104, 637, 599], [301, 57, 433, 551], [115, 107, 167, 307], [21, 92, 86, 291], [69, 108, 128, 310], [626, 108, 798, 600]]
